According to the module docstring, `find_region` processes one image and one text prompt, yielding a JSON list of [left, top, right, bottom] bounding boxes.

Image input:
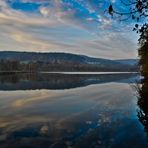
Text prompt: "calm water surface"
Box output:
[[0, 73, 147, 148]]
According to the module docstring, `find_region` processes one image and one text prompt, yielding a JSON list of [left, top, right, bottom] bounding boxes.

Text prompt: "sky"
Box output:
[[0, 0, 139, 59]]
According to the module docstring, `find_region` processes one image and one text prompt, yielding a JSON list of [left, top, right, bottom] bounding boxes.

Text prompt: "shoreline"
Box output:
[[0, 71, 139, 75]]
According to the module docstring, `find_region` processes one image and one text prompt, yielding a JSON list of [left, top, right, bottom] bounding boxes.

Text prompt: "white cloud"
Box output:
[[0, 0, 138, 59], [111, 0, 116, 3], [39, 6, 50, 17], [77, 31, 138, 59]]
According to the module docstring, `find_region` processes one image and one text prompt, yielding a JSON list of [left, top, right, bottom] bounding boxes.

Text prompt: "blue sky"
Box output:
[[0, 0, 138, 59]]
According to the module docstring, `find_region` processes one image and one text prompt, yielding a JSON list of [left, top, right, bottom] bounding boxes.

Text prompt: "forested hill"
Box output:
[[0, 51, 138, 72], [115, 59, 138, 66]]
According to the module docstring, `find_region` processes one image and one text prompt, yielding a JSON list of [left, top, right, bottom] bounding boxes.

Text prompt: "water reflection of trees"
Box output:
[[137, 28, 148, 135], [0, 73, 137, 90]]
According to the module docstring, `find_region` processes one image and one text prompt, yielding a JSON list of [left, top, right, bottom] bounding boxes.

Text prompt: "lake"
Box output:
[[0, 72, 147, 148]]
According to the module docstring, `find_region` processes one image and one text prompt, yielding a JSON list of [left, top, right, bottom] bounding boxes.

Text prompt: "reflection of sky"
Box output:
[[0, 82, 147, 147], [0, 0, 138, 59]]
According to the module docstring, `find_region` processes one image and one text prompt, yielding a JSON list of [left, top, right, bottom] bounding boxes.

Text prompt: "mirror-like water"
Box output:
[[0, 73, 147, 148]]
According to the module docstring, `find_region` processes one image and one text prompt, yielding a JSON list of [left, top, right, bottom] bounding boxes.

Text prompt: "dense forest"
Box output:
[[0, 52, 138, 72]]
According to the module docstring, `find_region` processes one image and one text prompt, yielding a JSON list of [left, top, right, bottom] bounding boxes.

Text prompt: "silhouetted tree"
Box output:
[[107, 0, 148, 137], [107, 0, 147, 40], [137, 29, 148, 137]]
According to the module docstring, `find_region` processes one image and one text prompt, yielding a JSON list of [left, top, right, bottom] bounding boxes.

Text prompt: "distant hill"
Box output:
[[0, 51, 138, 72], [115, 59, 139, 66]]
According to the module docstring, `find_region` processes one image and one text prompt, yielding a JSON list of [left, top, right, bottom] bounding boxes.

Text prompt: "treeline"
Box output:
[[0, 60, 138, 72], [0, 60, 39, 72], [0, 60, 20, 71]]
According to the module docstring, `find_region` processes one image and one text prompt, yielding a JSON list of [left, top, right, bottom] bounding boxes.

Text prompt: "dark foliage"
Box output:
[[107, 0, 148, 138]]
